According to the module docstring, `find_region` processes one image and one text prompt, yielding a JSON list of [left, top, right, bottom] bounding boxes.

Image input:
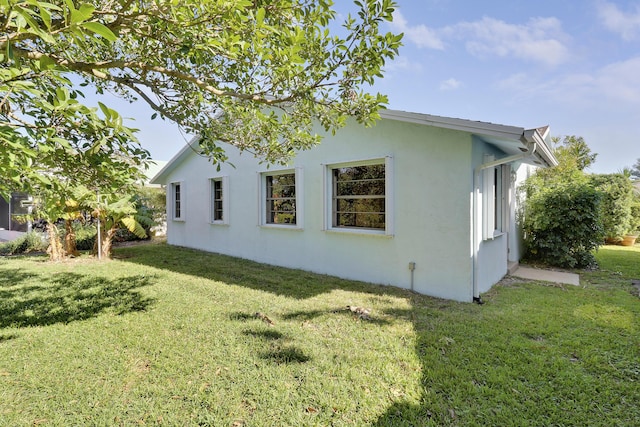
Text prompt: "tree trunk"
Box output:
[[102, 227, 117, 258], [46, 222, 65, 261], [64, 219, 79, 257], [93, 224, 117, 259]]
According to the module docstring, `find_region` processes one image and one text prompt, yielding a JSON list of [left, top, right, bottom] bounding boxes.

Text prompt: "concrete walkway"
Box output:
[[512, 266, 580, 286], [0, 230, 26, 242]]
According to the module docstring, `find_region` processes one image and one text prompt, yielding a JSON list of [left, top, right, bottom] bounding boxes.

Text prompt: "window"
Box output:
[[482, 163, 508, 240], [212, 179, 223, 221], [260, 169, 302, 228], [210, 177, 229, 224], [332, 164, 385, 229], [493, 167, 502, 231], [266, 173, 296, 224], [325, 157, 393, 235], [171, 182, 183, 221]]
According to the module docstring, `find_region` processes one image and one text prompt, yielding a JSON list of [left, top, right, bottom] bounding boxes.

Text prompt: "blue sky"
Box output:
[[97, 0, 640, 174]]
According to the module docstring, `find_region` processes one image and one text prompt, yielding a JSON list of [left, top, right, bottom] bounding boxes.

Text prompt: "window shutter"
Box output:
[[482, 156, 495, 240]]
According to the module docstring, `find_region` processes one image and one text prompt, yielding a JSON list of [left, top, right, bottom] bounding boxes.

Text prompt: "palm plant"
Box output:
[[93, 194, 155, 258]]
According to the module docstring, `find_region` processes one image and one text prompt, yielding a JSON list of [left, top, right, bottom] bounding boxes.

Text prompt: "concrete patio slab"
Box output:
[[512, 266, 580, 286]]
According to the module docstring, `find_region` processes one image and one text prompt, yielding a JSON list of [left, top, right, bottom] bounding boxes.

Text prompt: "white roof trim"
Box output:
[[379, 109, 524, 140], [150, 135, 201, 185], [151, 109, 557, 184]]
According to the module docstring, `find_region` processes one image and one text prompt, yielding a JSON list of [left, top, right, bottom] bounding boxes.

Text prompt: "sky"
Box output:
[[93, 0, 640, 174]]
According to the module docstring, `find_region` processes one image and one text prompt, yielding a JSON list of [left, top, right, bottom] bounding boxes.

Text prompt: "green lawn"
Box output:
[[1, 243, 638, 426]]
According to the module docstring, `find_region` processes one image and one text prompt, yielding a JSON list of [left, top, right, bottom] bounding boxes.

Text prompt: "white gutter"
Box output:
[[471, 141, 538, 302]]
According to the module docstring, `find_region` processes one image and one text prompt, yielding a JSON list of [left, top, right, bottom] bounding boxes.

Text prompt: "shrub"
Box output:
[[521, 173, 604, 268], [74, 224, 97, 251], [630, 195, 640, 235], [0, 231, 47, 255], [590, 173, 634, 239]]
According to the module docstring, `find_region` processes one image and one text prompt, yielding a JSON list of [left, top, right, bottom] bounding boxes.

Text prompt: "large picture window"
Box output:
[[265, 172, 297, 225], [332, 163, 385, 230]]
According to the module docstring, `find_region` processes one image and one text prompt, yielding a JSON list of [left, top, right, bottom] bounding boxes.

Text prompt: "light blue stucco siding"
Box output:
[[471, 137, 512, 294], [163, 118, 477, 301]]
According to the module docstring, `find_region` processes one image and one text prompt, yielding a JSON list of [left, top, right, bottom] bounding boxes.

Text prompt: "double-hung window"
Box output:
[[325, 157, 393, 235], [210, 176, 229, 224], [171, 182, 183, 221], [260, 169, 303, 228]]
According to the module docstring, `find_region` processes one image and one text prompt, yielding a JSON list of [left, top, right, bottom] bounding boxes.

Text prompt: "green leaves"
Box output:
[[70, 3, 96, 24], [1, 0, 401, 196], [81, 22, 117, 42]]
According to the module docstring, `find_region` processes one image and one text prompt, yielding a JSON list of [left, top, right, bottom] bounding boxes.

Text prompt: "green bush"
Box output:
[[0, 231, 47, 255], [73, 224, 97, 251], [630, 195, 640, 235], [521, 174, 604, 268], [590, 173, 634, 239]]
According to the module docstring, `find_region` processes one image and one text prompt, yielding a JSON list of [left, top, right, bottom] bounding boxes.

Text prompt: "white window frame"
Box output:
[[323, 156, 394, 236], [482, 163, 509, 240], [209, 176, 229, 225], [170, 181, 184, 221], [258, 168, 303, 229]]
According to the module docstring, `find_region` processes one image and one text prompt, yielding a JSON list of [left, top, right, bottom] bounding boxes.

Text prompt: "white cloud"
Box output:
[[390, 12, 570, 66], [390, 11, 445, 50], [597, 1, 640, 41], [384, 56, 424, 73], [595, 57, 640, 103], [497, 57, 640, 106], [439, 78, 462, 91], [452, 17, 570, 66]]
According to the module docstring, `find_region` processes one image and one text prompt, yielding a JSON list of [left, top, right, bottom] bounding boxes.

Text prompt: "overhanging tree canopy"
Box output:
[[1, 0, 402, 195]]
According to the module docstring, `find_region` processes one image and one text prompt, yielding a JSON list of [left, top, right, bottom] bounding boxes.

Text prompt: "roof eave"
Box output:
[[149, 135, 201, 185], [521, 128, 558, 168], [379, 109, 525, 141]]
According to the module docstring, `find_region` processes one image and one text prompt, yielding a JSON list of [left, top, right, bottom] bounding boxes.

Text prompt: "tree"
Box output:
[[552, 135, 597, 172], [590, 173, 634, 241], [631, 158, 640, 179], [1, 0, 402, 196], [92, 194, 153, 258], [28, 190, 68, 261]]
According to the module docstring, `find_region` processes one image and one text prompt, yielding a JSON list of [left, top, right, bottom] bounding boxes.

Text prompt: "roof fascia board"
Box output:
[[380, 109, 524, 141], [150, 135, 201, 184], [522, 128, 558, 167]]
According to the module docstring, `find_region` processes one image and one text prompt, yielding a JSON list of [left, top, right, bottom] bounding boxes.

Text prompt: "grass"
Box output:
[[0, 243, 638, 426]]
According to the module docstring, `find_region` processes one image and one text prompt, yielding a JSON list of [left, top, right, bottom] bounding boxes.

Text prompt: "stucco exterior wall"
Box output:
[[471, 138, 512, 294], [164, 118, 477, 301]]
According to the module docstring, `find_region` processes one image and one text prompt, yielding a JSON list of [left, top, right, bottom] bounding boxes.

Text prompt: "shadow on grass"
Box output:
[[0, 333, 17, 343], [0, 268, 40, 288], [115, 244, 405, 300], [240, 323, 310, 364], [0, 272, 155, 328], [283, 307, 393, 325], [243, 328, 286, 341], [260, 346, 311, 364]]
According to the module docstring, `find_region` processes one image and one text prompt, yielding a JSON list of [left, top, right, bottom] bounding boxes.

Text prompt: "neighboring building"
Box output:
[[142, 160, 168, 188], [0, 193, 32, 241], [151, 110, 557, 302]]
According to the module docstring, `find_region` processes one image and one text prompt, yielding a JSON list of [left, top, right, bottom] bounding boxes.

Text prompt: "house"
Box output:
[[151, 110, 557, 302], [0, 193, 32, 242], [141, 160, 168, 188]]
